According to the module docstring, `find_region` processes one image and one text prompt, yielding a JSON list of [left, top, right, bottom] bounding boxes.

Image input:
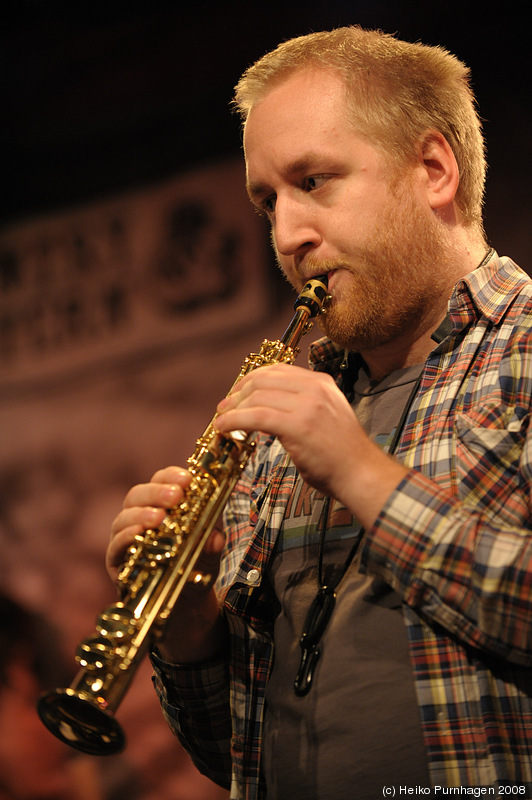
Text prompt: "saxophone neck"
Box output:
[[280, 305, 313, 350]]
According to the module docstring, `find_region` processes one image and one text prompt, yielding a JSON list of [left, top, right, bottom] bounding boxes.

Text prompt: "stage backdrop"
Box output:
[[0, 155, 297, 800]]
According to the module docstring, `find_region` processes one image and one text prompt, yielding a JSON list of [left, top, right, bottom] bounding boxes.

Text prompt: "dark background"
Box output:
[[1, 0, 530, 264]]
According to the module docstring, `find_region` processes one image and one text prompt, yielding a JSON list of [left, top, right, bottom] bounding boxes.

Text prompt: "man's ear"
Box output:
[[418, 130, 460, 215]]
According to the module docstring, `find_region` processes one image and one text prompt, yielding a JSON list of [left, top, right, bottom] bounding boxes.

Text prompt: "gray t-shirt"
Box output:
[[263, 363, 431, 799]]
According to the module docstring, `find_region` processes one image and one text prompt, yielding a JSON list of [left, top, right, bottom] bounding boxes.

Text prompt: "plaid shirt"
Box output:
[[152, 253, 532, 799]]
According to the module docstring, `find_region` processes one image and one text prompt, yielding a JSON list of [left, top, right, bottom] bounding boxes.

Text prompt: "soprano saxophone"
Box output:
[[37, 275, 329, 756]]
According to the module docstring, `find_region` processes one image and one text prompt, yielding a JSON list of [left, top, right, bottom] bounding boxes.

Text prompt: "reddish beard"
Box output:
[[302, 188, 454, 352]]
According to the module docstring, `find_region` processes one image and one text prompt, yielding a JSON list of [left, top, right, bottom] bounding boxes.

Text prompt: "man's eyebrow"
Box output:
[[245, 154, 326, 202], [246, 179, 269, 203]]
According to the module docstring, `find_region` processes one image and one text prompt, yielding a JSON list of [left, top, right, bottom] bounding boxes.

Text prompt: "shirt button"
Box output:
[[246, 568, 261, 585]]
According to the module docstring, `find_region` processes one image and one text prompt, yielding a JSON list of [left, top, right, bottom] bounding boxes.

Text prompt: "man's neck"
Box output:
[[360, 323, 444, 382]]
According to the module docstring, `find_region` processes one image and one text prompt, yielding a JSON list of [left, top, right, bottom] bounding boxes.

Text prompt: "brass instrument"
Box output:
[[37, 275, 329, 756]]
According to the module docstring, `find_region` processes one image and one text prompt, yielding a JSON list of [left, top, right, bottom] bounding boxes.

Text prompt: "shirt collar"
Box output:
[[450, 251, 529, 327]]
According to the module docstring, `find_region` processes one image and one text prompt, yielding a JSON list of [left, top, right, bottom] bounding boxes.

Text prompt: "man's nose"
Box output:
[[272, 197, 322, 257]]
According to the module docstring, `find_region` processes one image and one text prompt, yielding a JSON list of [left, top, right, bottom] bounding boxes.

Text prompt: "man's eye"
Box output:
[[260, 195, 276, 215], [303, 175, 327, 192]]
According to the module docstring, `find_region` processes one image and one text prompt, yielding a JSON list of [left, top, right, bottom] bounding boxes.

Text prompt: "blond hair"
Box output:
[[233, 26, 486, 229]]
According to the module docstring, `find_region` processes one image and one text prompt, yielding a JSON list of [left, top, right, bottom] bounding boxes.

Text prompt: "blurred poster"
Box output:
[[0, 157, 272, 391], [0, 156, 282, 800]]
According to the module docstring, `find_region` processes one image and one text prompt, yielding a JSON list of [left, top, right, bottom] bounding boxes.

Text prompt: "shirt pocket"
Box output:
[[454, 406, 529, 519]]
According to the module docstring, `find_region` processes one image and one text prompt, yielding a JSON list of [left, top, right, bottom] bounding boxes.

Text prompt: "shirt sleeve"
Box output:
[[150, 648, 232, 789], [360, 303, 532, 667], [360, 468, 532, 666]]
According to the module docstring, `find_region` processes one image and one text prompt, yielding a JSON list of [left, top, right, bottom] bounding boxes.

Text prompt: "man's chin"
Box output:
[[317, 313, 358, 351], [318, 303, 396, 353]]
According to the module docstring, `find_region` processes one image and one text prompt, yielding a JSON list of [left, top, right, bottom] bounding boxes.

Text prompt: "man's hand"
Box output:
[[107, 465, 227, 664], [214, 363, 408, 530]]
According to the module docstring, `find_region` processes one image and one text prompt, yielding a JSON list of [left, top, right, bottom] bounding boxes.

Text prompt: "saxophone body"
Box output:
[[37, 276, 329, 755]]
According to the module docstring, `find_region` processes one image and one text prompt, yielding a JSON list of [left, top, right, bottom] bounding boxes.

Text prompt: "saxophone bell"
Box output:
[[38, 689, 125, 755]]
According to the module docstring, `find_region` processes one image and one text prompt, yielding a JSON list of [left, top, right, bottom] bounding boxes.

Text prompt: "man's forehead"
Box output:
[[244, 68, 348, 124], [243, 71, 350, 154]]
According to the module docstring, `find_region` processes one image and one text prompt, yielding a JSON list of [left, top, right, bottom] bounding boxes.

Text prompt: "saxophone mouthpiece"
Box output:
[[294, 275, 329, 318]]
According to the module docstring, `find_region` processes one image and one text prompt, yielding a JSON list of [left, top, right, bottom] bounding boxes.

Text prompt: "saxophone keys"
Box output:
[[143, 534, 179, 563], [76, 636, 113, 671], [97, 604, 137, 639]]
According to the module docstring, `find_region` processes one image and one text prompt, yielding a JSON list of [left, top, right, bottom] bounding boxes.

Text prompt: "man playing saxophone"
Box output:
[[107, 26, 532, 800]]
